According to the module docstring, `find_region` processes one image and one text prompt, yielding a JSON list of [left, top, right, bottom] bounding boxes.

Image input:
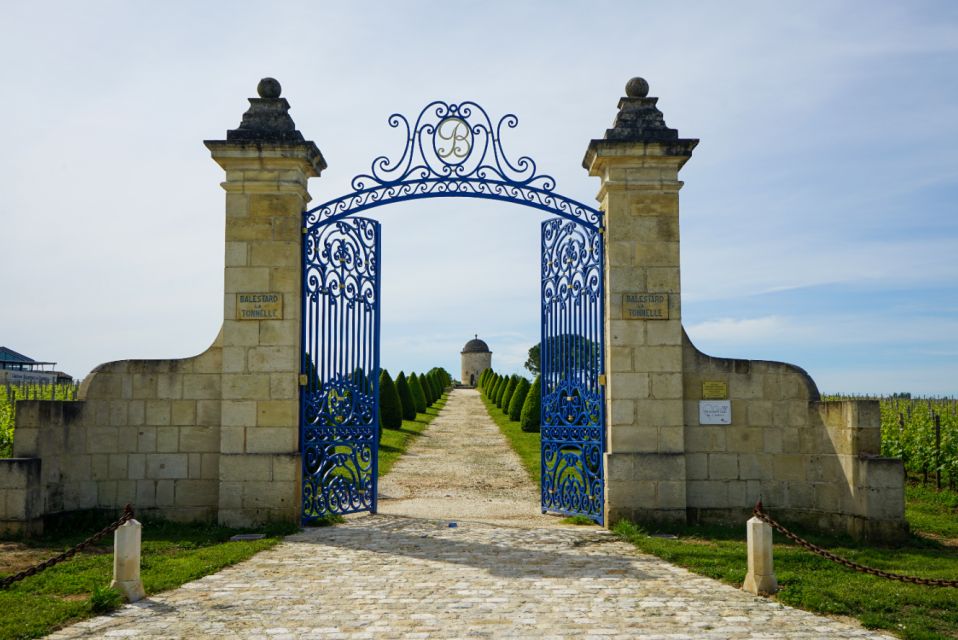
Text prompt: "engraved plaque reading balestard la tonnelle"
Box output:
[[236, 293, 283, 320], [622, 293, 669, 320]]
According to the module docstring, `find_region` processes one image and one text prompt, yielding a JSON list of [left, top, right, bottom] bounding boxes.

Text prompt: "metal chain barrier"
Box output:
[[753, 501, 958, 588], [0, 504, 135, 590]]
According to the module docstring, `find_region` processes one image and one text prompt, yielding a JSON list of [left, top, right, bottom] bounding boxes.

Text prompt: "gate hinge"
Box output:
[[301, 227, 308, 235], [298, 374, 308, 386], [598, 374, 607, 386]]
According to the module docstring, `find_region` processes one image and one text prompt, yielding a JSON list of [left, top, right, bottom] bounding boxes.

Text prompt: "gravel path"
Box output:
[[377, 388, 543, 526], [46, 388, 894, 639]]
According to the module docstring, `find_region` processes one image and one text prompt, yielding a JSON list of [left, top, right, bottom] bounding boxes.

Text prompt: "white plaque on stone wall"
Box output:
[[699, 400, 731, 425]]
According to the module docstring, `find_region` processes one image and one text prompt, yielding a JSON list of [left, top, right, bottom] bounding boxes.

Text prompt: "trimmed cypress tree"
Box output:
[[480, 369, 490, 389], [395, 371, 416, 421], [488, 374, 500, 401], [422, 373, 435, 405], [409, 372, 427, 413], [495, 375, 509, 408], [483, 372, 495, 397], [508, 377, 531, 421], [494, 375, 506, 405], [520, 374, 541, 432], [379, 369, 403, 430], [501, 376, 518, 410]]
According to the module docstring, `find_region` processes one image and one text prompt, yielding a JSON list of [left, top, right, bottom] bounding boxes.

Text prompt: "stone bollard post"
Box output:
[[110, 519, 145, 602], [742, 516, 777, 595]]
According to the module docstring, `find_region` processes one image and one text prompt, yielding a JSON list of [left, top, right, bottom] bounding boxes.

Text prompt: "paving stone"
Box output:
[[46, 390, 893, 639]]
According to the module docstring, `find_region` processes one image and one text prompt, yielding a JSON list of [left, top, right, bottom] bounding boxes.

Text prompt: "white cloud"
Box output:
[[684, 316, 791, 344]]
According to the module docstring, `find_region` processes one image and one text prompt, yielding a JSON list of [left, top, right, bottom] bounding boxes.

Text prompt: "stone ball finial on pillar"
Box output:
[[257, 77, 282, 99], [625, 77, 650, 98]]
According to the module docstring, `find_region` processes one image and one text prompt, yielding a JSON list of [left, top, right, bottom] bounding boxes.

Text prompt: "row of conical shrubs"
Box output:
[[379, 367, 452, 431], [477, 368, 540, 432]]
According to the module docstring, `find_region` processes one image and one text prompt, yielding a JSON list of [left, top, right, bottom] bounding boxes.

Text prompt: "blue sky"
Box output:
[[1, 1, 956, 395]]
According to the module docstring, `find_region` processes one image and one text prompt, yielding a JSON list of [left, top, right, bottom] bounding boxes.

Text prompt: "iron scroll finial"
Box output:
[[304, 100, 604, 230], [350, 101, 554, 191]]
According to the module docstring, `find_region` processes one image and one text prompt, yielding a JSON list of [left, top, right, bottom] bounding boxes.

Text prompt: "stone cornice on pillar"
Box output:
[[204, 77, 327, 188], [583, 77, 698, 198]]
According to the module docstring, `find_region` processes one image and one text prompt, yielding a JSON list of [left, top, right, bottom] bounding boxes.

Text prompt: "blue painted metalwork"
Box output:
[[300, 217, 381, 521], [303, 101, 603, 231], [540, 218, 605, 524], [301, 100, 605, 523]]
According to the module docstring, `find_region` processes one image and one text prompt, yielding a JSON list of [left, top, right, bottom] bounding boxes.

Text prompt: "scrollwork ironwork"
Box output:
[[304, 102, 603, 231], [301, 217, 381, 521], [298, 103, 609, 525], [540, 218, 605, 524]]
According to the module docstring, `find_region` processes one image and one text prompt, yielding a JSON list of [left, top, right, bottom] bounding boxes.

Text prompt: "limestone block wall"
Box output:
[[12, 341, 223, 523], [0, 457, 42, 535], [460, 352, 491, 387], [1, 80, 325, 531], [681, 333, 906, 540]]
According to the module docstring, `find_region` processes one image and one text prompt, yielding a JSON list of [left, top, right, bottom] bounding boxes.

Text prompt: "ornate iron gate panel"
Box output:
[[540, 218, 605, 524], [300, 217, 381, 522], [300, 100, 606, 524]]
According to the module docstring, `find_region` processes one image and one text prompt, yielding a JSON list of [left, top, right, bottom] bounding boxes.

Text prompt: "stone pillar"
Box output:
[[205, 78, 326, 527], [583, 78, 697, 525]]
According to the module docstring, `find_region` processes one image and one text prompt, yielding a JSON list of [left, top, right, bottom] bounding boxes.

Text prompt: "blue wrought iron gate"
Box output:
[[540, 219, 605, 524], [300, 217, 381, 522], [299, 100, 605, 523]]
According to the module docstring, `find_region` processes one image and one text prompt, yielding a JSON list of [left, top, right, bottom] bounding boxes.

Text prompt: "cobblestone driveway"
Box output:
[[47, 389, 893, 639]]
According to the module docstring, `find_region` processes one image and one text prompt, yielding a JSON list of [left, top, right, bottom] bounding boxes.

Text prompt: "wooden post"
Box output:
[[110, 519, 145, 602], [742, 516, 777, 595]]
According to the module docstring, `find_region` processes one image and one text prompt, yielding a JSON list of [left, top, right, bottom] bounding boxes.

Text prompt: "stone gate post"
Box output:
[[205, 78, 326, 526], [583, 78, 697, 524]]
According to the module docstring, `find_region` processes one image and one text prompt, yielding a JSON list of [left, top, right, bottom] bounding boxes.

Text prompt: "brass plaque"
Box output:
[[622, 293, 669, 320], [236, 293, 283, 320], [702, 381, 728, 400]]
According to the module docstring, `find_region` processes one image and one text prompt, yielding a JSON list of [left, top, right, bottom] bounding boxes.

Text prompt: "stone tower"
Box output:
[[460, 335, 492, 386]]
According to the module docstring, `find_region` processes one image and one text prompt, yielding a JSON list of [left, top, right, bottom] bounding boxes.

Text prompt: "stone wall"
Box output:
[[4, 79, 324, 529], [0, 457, 42, 535], [681, 333, 906, 540], [0, 77, 906, 539], [587, 78, 905, 540], [12, 342, 223, 523]]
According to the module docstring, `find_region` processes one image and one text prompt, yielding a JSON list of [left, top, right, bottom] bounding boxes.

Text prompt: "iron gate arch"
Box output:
[[301, 100, 607, 524]]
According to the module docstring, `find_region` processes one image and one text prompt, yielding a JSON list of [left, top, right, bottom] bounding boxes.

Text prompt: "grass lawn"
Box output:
[[480, 394, 540, 486], [379, 393, 447, 476], [615, 485, 958, 640], [0, 513, 302, 640], [0, 392, 448, 640]]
